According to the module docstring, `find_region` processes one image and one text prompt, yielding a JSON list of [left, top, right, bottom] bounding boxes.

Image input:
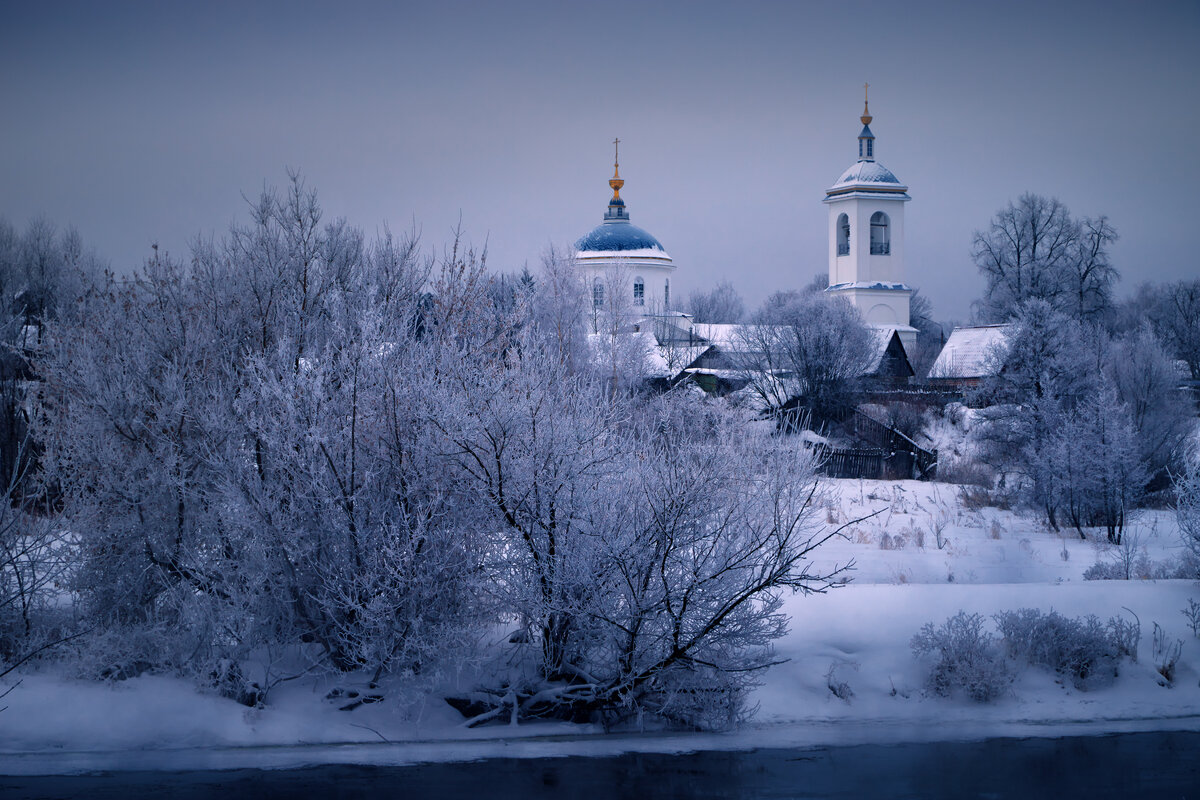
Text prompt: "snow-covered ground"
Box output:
[[2, 479, 1198, 774]]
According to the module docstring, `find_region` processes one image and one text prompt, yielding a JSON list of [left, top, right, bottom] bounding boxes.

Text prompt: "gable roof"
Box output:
[[928, 324, 1013, 380], [690, 322, 748, 350], [865, 326, 913, 375]]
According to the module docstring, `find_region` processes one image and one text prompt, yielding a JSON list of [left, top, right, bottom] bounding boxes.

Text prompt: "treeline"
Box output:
[[964, 194, 1198, 543], [0, 176, 847, 729]]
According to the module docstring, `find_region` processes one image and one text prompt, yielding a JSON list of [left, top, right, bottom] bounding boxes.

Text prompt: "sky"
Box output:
[[1, 0, 1197, 321]]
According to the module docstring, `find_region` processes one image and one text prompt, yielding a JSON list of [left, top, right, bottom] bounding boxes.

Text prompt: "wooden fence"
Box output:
[[811, 446, 928, 481], [813, 446, 883, 480], [850, 409, 938, 480]]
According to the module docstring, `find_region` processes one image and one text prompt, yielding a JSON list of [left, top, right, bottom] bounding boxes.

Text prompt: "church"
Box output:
[[574, 92, 918, 383]]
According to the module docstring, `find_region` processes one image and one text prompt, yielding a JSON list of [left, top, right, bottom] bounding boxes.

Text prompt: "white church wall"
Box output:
[[575, 257, 678, 330], [826, 196, 907, 286]]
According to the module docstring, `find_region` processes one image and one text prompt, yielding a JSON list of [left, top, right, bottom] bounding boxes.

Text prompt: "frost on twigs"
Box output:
[[1182, 599, 1200, 639], [1151, 622, 1182, 686], [994, 608, 1139, 691], [826, 661, 858, 702], [910, 612, 1012, 703], [443, 384, 854, 731]]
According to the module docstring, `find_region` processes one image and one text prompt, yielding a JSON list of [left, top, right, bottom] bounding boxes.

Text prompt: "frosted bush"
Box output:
[[993, 608, 1138, 690], [910, 611, 1012, 702], [1083, 557, 1187, 581], [1183, 599, 1200, 638], [1152, 623, 1183, 685]]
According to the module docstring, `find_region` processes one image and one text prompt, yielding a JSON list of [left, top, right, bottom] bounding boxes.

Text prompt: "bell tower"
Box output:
[[823, 87, 915, 351]]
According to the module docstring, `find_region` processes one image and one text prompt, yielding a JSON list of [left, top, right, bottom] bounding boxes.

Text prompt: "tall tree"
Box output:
[[734, 292, 875, 422], [973, 300, 1099, 529], [1105, 324, 1192, 484], [972, 193, 1118, 323], [1155, 279, 1200, 380], [687, 281, 745, 324]]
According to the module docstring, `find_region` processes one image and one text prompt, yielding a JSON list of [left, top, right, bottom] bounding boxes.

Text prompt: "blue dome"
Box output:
[[575, 220, 666, 253]]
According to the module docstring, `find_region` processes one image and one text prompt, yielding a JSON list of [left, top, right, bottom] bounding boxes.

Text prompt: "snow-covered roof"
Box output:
[[576, 246, 673, 261], [586, 331, 711, 380], [864, 327, 894, 374], [683, 367, 744, 379], [928, 324, 1014, 380], [661, 343, 711, 370], [827, 281, 912, 292], [826, 160, 910, 199], [690, 322, 751, 349], [832, 160, 902, 187]]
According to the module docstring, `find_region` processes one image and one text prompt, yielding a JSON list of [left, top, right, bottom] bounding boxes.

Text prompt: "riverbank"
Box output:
[[2, 481, 1197, 776]]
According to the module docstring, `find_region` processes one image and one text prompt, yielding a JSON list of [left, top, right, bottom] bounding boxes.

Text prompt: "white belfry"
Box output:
[[823, 87, 916, 352]]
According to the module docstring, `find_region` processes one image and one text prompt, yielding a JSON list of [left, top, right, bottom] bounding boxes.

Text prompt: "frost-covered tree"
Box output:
[[1047, 386, 1144, 543], [972, 194, 1117, 323], [1153, 279, 1200, 381], [976, 300, 1171, 538], [441, 368, 848, 728], [532, 244, 589, 373], [578, 395, 847, 728], [431, 344, 626, 682], [0, 434, 68, 666], [0, 216, 103, 495], [687, 280, 745, 324], [1104, 324, 1192, 484], [734, 291, 875, 422], [974, 300, 1099, 528], [37, 253, 240, 675], [1065, 215, 1119, 323], [1177, 456, 1200, 577], [37, 177, 490, 695]]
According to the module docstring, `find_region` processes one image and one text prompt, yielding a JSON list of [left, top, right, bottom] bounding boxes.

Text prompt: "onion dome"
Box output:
[[575, 139, 671, 258]]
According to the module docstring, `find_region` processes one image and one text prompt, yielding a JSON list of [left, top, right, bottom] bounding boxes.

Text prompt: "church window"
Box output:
[[837, 213, 850, 256], [866, 139, 873, 159], [870, 212, 890, 255], [633, 277, 645, 306], [664, 278, 670, 311], [593, 277, 604, 308]]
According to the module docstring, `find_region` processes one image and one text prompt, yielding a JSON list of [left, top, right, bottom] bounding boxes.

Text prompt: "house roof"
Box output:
[[865, 327, 896, 374], [690, 322, 751, 349], [587, 331, 708, 381], [928, 324, 1013, 380]]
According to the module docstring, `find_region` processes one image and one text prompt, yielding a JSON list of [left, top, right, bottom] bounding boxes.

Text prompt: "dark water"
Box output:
[[3, 730, 1197, 799]]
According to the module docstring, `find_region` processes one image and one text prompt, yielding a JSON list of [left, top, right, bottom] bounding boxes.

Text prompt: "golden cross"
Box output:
[[864, 82, 869, 102], [613, 137, 620, 166]]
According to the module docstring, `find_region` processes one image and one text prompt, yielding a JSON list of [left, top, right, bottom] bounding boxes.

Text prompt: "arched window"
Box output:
[[593, 277, 604, 308], [870, 211, 890, 255], [633, 277, 645, 306], [837, 213, 850, 256], [664, 278, 670, 311]]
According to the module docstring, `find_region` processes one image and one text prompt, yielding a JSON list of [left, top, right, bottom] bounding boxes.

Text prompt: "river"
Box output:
[[2, 729, 1197, 799]]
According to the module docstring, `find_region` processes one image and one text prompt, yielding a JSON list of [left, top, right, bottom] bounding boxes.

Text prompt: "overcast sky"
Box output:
[[2, 0, 1197, 320]]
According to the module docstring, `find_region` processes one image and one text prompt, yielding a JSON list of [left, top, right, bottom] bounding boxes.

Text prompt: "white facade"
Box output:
[[826, 193, 907, 286], [575, 152, 683, 333], [575, 250, 676, 318], [822, 102, 916, 353]]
